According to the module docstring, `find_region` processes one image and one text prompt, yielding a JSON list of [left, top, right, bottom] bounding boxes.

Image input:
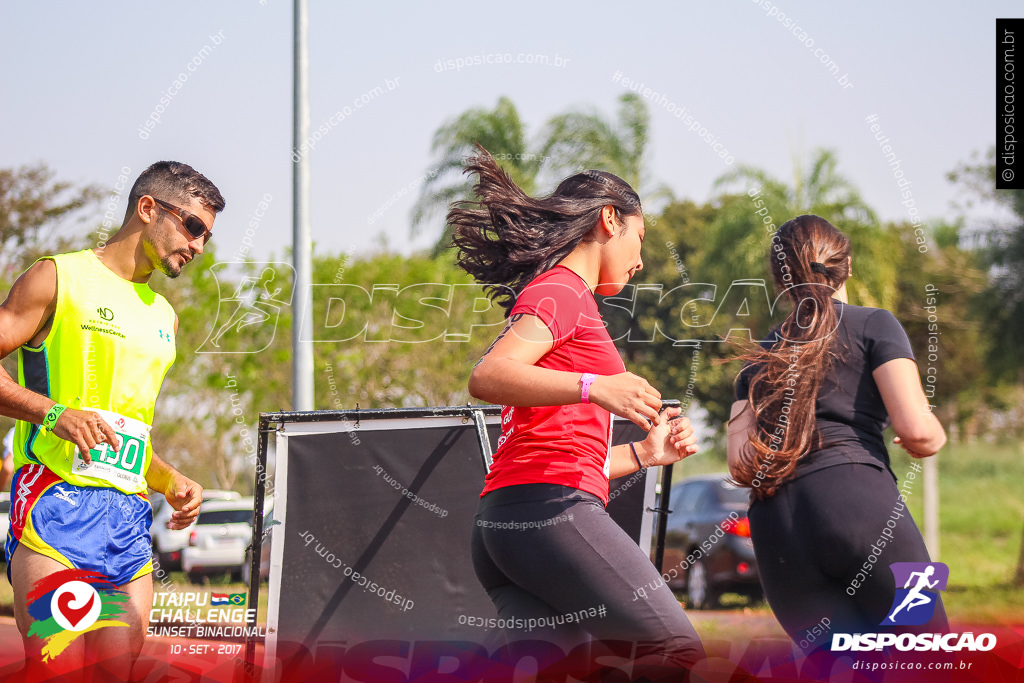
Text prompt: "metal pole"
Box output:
[[653, 463, 674, 573], [292, 0, 314, 411], [243, 415, 272, 679], [923, 453, 939, 559]]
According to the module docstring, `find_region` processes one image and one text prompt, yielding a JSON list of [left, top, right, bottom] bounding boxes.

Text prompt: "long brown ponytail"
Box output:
[[730, 215, 852, 498], [448, 145, 643, 315]]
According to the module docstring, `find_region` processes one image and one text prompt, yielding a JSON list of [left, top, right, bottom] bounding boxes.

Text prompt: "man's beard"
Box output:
[[157, 251, 187, 279]]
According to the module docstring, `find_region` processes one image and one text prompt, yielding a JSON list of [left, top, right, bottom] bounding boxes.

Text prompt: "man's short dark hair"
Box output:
[[124, 161, 226, 225]]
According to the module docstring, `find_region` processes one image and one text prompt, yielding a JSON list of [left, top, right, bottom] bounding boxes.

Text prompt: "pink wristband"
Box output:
[[580, 373, 597, 404]]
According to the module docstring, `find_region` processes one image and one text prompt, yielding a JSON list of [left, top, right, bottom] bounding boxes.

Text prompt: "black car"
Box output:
[[661, 474, 761, 609]]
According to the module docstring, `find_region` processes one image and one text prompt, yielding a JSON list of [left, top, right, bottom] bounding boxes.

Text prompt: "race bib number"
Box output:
[[72, 408, 150, 489]]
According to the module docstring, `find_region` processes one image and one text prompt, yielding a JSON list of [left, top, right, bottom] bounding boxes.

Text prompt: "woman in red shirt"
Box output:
[[451, 149, 705, 675]]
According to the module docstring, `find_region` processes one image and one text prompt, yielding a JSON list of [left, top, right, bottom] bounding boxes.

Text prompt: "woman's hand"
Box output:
[[893, 436, 931, 459], [638, 406, 699, 467], [588, 372, 663, 430]]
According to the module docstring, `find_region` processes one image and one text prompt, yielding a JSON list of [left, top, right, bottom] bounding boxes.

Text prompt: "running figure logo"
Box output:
[[884, 562, 949, 626], [198, 263, 294, 354]]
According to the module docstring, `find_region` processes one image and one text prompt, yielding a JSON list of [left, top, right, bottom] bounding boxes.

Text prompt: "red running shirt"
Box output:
[[481, 265, 626, 504]]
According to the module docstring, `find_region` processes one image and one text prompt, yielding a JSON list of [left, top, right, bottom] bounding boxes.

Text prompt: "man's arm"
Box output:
[[0, 260, 119, 458], [146, 452, 203, 529]]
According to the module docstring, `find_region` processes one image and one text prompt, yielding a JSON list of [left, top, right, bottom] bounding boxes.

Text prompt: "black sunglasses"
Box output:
[[153, 198, 212, 243]]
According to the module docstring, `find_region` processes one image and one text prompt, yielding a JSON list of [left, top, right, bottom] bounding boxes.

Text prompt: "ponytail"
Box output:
[[730, 215, 851, 498]]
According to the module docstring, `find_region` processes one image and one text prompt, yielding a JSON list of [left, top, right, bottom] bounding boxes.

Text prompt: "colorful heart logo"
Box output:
[[56, 590, 95, 628], [50, 581, 101, 632]]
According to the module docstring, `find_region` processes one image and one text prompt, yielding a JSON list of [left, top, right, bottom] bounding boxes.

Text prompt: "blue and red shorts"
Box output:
[[5, 464, 153, 586]]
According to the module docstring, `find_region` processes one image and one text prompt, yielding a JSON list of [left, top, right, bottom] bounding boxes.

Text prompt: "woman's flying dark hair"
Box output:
[[448, 145, 643, 315], [730, 214, 852, 499]]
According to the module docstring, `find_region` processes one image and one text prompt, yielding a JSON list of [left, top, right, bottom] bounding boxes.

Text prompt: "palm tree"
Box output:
[[709, 148, 896, 308], [411, 97, 542, 254], [538, 93, 655, 196], [414, 94, 663, 255]]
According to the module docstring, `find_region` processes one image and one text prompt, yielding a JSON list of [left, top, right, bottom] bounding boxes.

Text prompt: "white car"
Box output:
[[151, 489, 241, 571], [181, 498, 255, 583]]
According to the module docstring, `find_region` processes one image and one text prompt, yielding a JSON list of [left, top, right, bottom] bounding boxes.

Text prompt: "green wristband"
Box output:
[[42, 403, 67, 430]]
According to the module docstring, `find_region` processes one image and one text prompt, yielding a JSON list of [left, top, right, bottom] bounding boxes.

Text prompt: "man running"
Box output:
[[887, 565, 940, 623], [0, 161, 224, 677]]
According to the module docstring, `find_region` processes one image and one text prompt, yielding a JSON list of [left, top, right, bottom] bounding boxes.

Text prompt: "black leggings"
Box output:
[[471, 483, 704, 673], [749, 462, 948, 651]]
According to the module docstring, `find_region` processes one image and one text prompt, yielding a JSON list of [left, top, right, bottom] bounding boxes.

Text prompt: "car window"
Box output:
[[716, 481, 750, 506], [672, 483, 703, 515], [197, 509, 252, 525], [694, 488, 716, 511]]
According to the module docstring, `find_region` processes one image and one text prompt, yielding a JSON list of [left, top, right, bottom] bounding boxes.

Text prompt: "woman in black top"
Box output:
[[727, 215, 948, 652]]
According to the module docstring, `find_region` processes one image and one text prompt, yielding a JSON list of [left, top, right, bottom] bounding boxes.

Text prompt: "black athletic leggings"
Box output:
[[749, 462, 948, 651], [471, 483, 704, 675]]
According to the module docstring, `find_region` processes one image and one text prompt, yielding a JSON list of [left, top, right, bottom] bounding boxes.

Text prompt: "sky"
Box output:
[[0, 1, 1012, 263]]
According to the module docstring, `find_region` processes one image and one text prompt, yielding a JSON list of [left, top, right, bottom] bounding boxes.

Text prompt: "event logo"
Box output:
[[149, 591, 263, 638], [197, 263, 294, 354], [832, 561, 996, 653], [27, 569, 130, 661], [884, 562, 949, 626]]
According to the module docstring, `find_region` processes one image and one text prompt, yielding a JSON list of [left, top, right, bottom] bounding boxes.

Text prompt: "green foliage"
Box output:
[[539, 93, 652, 193], [415, 94, 667, 255], [411, 97, 541, 253], [0, 164, 103, 285], [309, 249, 500, 409], [948, 147, 1024, 380]]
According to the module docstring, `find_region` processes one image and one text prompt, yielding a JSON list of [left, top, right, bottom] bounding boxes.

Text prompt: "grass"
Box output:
[[671, 439, 1024, 625]]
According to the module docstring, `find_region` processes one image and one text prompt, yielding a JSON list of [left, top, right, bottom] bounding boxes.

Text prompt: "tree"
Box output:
[[411, 97, 542, 254], [415, 94, 665, 255], [948, 147, 1024, 381], [0, 164, 103, 287], [539, 93, 654, 195], [947, 147, 1024, 587], [309, 248, 503, 409], [712, 148, 894, 307]]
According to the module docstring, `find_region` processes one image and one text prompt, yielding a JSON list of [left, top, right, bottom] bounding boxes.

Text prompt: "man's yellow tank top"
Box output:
[[13, 249, 176, 494]]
